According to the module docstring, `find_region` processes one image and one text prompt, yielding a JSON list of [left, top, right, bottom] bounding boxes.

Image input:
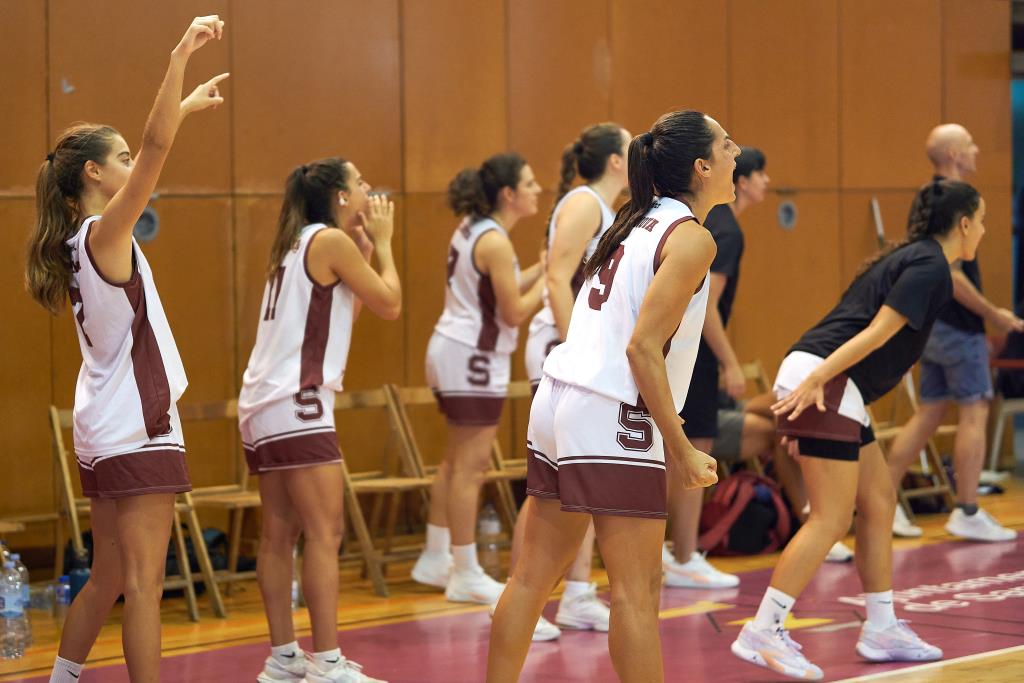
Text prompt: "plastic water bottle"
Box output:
[[290, 546, 302, 611], [54, 575, 71, 628], [9, 555, 31, 647], [69, 549, 90, 602], [478, 504, 503, 580], [0, 542, 10, 565], [1, 561, 27, 659]]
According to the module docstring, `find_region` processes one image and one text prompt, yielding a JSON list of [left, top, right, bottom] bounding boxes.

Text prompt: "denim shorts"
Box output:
[[919, 320, 993, 404]]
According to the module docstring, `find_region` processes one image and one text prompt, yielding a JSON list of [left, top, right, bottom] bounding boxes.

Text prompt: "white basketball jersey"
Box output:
[[533, 185, 616, 327], [543, 197, 710, 410], [239, 224, 356, 416], [67, 216, 188, 462], [434, 217, 519, 353]]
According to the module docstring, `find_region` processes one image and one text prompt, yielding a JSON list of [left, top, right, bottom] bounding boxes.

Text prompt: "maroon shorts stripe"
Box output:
[[776, 374, 861, 443], [433, 392, 505, 426], [244, 430, 342, 474], [526, 454, 667, 519], [78, 449, 191, 499]]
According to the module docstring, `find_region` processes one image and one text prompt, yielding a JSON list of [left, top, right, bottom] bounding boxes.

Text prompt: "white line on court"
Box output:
[[833, 644, 1024, 682]]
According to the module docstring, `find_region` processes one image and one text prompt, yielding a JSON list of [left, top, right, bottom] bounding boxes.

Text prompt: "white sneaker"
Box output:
[[487, 595, 561, 641], [305, 657, 386, 683], [663, 550, 740, 588], [825, 541, 854, 563], [445, 567, 505, 604], [411, 552, 453, 589], [257, 654, 307, 682], [730, 622, 823, 681], [892, 506, 923, 538], [556, 583, 610, 632], [945, 508, 1016, 542], [855, 620, 942, 662]]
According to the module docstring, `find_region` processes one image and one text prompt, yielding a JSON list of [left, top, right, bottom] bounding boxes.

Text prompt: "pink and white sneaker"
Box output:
[[856, 620, 943, 662], [730, 622, 823, 680]]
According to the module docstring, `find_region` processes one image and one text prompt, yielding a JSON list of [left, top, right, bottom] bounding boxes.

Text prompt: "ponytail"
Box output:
[[267, 158, 349, 278], [447, 153, 526, 218], [26, 123, 119, 314], [547, 122, 625, 239]]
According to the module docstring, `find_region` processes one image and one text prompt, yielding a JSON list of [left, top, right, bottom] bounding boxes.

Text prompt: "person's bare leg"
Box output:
[[487, 499, 589, 683], [257, 471, 302, 647], [594, 514, 668, 683], [668, 437, 712, 560], [446, 424, 500, 546], [116, 493, 176, 683], [951, 401, 988, 505], [853, 443, 896, 593], [886, 400, 948, 491], [510, 497, 595, 582], [55, 498, 124, 663]]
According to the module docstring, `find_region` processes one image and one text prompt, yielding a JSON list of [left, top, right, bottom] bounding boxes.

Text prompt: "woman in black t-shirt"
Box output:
[[731, 180, 986, 681]]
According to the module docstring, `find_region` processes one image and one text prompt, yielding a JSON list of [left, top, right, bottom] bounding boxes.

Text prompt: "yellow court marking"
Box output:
[[659, 600, 734, 619], [728, 613, 834, 630]]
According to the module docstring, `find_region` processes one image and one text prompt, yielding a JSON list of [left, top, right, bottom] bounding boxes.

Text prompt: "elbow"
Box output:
[[626, 340, 655, 370], [500, 312, 525, 327], [141, 130, 172, 155], [381, 297, 402, 321]]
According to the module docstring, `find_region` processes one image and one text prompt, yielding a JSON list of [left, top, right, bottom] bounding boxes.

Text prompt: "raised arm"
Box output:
[[627, 224, 718, 489], [546, 193, 603, 339], [90, 16, 227, 277], [475, 230, 544, 327]]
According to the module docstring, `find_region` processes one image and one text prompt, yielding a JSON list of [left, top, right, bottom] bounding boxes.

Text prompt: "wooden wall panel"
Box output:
[[0, 1, 47, 194], [231, 0, 401, 193], [839, 0, 941, 189], [508, 0, 611, 190], [402, 1, 507, 193], [838, 190, 918, 284], [728, 193, 843, 375], [729, 0, 839, 189], [942, 0, 1012, 192], [610, 0, 728, 135], [977, 188, 1014, 310], [48, 0, 232, 193]]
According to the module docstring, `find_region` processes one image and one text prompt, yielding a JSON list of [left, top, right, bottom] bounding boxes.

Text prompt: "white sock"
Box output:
[[752, 586, 795, 631], [562, 580, 591, 602], [425, 524, 451, 556], [49, 656, 83, 683], [452, 543, 481, 573], [312, 647, 343, 670], [271, 640, 301, 664], [864, 590, 897, 630]]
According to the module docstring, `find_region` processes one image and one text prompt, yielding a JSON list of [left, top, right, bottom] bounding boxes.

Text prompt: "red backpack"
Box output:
[[698, 472, 793, 556]]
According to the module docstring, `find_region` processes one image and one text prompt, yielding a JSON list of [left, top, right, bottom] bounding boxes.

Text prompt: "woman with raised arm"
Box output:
[[239, 159, 398, 683], [25, 16, 227, 683], [488, 110, 734, 683], [411, 153, 544, 605], [730, 180, 978, 680]]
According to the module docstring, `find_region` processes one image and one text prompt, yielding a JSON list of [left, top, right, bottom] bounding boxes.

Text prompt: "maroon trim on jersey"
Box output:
[[78, 449, 191, 499], [775, 374, 861, 443], [653, 216, 698, 274], [124, 277, 174, 439], [303, 226, 341, 288], [570, 261, 587, 298], [299, 284, 334, 388], [433, 390, 505, 425], [526, 454, 668, 519], [469, 226, 498, 277], [83, 223, 142, 288], [243, 430, 341, 474], [477, 275, 500, 351]]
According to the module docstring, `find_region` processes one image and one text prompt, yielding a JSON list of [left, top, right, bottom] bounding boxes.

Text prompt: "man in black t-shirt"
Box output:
[[886, 124, 1023, 542], [664, 147, 770, 588]]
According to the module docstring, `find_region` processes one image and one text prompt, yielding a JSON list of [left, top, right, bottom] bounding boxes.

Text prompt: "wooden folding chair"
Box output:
[[335, 387, 434, 598], [385, 384, 524, 531], [48, 406, 226, 621]]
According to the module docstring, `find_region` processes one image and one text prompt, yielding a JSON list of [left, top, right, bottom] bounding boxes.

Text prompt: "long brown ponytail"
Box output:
[[548, 122, 624, 236], [26, 123, 120, 314]]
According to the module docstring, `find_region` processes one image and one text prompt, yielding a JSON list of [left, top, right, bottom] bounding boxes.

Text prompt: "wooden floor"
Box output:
[[2, 477, 1023, 682]]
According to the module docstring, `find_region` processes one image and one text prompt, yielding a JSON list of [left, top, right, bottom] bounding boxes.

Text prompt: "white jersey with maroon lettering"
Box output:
[[239, 224, 356, 418], [67, 216, 188, 463], [543, 197, 710, 411], [433, 217, 519, 353]]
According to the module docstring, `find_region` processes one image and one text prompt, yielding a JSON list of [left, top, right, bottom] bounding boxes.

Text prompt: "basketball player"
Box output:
[[411, 154, 545, 605], [488, 110, 732, 683], [509, 122, 630, 640], [24, 16, 226, 683], [239, 159, 398, 683], [731, 179, 980, 680]]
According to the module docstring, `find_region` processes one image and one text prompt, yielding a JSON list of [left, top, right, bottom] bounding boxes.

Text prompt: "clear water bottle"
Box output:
[[55, 575, 71, 629], [477, 503, 503, 580], [1, 561, 27, 659], [0, 542, 10, 565], [69, 549, 90, 603], [290, 546, 302, 611], [9, 555, 31, 647]]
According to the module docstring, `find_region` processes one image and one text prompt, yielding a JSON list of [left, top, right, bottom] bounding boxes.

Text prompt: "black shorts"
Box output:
[[796, 423, 876, 461], [679, 343, 719, 439]]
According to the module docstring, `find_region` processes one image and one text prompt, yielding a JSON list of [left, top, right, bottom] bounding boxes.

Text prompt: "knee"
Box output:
[[450, 454, 490, 482], [261, 523, 301, 555], [121, 566, 165, 603], [807, 508, 854, 543], [858, 486, 897, 522], [609, 568, 662, 612], [303, 515, 345, 550], [87, 569, 124, 604]]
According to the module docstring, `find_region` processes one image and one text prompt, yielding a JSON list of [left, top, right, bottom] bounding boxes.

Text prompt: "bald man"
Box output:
[[886, 124, 1023, 542]]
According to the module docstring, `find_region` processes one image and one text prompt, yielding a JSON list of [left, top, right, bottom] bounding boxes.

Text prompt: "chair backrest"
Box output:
[[336, 386, 409, 478], [48, 406, 85, 553], [741, 360, 771, 395], [177, 399, 246, 492], [384, 385, 436, 479], [492, 380, 533, 470]]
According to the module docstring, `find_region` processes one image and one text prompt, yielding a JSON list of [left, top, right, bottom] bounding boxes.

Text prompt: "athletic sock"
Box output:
[[425, 523, 451, 556], [864, 590, 897, 630], [49, 656, 83, 683], [452, 543, 481, 574], [752, 586, 795, 632], [271, 640, 301, 665], [311, 648, 343, 670], [957, 503, 979, 516], [561, 580, 591, 602]]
